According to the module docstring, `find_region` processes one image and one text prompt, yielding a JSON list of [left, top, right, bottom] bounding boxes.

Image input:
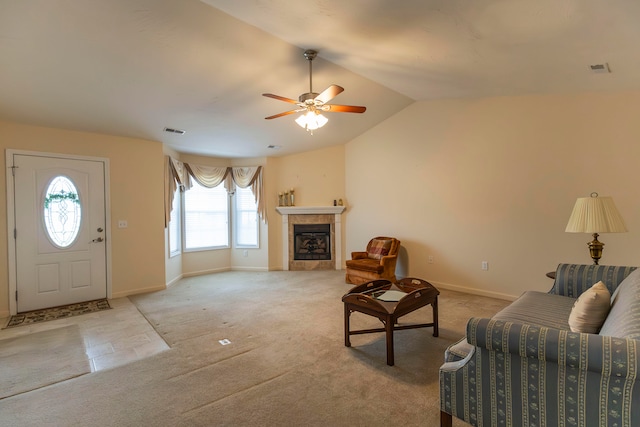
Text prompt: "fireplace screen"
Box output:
[[294, 224, 331, 260]]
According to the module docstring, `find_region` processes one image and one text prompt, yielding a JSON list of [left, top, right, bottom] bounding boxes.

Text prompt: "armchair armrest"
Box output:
[[379, 254, 398, 267], [467, 317, 639, 377], [351, 251, 368, 260]]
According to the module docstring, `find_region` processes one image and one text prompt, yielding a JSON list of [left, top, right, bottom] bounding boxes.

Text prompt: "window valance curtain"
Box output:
[[184, 163, 230, 189], [230, 166, 265, 224], [164, 156, 188, 227], [164, 156, 267, 228]]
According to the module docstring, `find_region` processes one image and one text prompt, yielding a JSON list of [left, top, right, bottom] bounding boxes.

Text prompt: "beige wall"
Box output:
[[8, 90, 635, 310], [267, 145, 346, 270], [0, 120, 166, 315], [346, 91, 640, 299]]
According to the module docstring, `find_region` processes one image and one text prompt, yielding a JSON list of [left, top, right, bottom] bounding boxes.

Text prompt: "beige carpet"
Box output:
[[0, 324, 90, 399], [0, 270, 509, 426]]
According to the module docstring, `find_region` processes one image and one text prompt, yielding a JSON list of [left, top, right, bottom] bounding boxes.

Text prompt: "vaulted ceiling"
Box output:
[[1, 0, 639, 158]]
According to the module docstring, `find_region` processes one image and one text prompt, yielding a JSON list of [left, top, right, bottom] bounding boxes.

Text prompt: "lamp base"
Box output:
[[587, 233, 604, 265]]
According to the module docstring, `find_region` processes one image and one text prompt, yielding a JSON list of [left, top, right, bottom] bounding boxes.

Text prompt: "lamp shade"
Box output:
[[565, 193, 627, 233], [295, 111, 328, 131]]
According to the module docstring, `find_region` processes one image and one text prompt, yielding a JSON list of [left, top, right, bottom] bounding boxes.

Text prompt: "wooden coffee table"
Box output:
[[342, 277, 439, 366]]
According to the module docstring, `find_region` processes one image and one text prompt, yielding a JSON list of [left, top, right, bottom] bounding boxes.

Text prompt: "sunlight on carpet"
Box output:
[[0, 325, 91, 399]]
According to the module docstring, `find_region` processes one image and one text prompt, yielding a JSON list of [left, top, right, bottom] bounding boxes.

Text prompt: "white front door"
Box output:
[[9, 152, 108, 312]]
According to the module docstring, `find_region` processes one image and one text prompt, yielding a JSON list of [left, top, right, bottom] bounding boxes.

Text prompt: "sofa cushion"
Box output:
[[367, 239, 392, 260], [568, 281, 611, 333], [599, 268, 640, 339], [492, 291, 575, 330]]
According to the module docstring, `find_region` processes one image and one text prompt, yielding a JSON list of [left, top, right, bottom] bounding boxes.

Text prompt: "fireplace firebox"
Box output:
[[293, 224, 331, 261]]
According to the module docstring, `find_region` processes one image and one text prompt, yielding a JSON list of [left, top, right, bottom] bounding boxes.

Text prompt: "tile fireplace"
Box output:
[[276, 206, 345, 271]]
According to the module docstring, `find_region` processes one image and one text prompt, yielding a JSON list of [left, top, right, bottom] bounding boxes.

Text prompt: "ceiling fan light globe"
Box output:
[[295, 111, 328, 131]]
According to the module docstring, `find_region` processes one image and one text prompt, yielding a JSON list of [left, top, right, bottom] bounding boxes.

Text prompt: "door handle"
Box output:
[[91, 237, 104, 243]]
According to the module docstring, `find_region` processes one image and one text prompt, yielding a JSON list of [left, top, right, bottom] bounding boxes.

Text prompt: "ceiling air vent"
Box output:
[[163, 127, 186, 135], [588, 63, 611, 74]]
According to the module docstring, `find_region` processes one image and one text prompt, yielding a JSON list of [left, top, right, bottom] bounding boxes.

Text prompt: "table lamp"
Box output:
[[565, 192, 627, 265]]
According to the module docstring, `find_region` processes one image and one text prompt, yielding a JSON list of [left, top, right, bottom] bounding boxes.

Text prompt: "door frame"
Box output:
[[6, 149, 112, 315]]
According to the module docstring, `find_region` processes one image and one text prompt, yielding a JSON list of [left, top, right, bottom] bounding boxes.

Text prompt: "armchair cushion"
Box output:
[[568, 281, 611, 333], [345, 258, 384, 273], [367, 238, 392, 259]]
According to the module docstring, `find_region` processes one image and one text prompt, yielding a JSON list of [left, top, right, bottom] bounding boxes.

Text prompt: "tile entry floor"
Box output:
[[0, 297, 169, 372]]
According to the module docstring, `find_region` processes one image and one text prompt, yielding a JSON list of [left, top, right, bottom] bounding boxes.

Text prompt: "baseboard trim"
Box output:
[[166, 274, 184, 288], [428, 280, 517, 302], [230, 266, 269, 272], [182, 267, 231, 278], [112, 285, 167, 299]]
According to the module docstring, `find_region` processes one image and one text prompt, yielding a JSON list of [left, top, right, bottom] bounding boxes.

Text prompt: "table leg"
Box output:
[[344, 304, 351, 347], [440, 411, 453, 427], [386, 315, 394, 366], [433, 297, 439, 337]]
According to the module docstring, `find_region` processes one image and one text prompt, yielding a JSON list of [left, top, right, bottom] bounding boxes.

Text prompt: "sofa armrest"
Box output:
[[467, 317, 639, 377], [441, 317, 640, 426], [440, 345, 475, 372]]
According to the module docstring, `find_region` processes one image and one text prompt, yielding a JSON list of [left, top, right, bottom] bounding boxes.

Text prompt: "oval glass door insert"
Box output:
[[43, 176, 82, 247]]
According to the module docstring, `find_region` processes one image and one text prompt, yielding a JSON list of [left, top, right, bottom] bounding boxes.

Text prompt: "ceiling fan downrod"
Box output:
[[301, 49, 318, 102]]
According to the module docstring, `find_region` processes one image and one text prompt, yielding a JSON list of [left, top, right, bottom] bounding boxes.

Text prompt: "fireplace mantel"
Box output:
[[276, 206, 345, 215], [276, 206, 345, 271]]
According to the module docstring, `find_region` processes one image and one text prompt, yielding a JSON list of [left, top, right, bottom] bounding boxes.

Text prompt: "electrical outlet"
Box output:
[[243, 250, 248, 257], [428, 255, 434, 264], [482, 261, 489, 271], [118, 220, 128, 228]]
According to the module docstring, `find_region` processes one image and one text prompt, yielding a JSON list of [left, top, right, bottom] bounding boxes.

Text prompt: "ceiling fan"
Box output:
[[262, 49, 366, 132]]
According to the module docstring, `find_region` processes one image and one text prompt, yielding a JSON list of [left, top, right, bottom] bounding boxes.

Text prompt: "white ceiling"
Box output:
[[1, 0, 640, 158]]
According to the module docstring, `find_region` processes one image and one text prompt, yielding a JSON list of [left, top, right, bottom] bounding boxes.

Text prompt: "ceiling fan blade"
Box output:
[[265, 110, 299, 120], [315, 85, 344, 104], [323, 104, 367, 113], [262, 93, 299, 104]]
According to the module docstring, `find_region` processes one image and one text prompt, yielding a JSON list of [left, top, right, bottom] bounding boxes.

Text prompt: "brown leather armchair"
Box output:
[[345, 237, 401, 285]]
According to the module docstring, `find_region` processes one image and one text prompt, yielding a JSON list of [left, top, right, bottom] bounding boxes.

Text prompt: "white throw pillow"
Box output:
[[568, 281, 611, 333]]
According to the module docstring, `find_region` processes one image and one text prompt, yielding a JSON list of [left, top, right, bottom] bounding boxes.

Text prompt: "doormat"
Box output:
[[3, 299, 111, 329]]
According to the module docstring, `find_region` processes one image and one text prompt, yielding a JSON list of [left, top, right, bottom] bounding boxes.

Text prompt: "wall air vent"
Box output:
[[163, 127, 186, 135], [588, 63, 611, 74]]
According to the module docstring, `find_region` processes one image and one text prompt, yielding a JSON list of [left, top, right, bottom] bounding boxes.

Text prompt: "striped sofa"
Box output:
[[439, 263, 640, 427]]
